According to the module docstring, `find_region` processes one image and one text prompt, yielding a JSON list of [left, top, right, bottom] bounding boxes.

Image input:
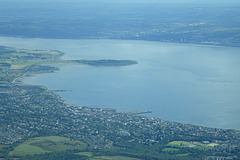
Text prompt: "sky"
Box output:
[[1, 0, 240, 4], [167, 0, 240, 3]]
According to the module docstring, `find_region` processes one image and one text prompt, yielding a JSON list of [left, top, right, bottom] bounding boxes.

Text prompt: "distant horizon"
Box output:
[[0, 0, 240, 4]]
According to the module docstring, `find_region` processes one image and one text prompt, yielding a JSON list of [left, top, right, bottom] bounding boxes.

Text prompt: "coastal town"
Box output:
[[0, 46, 240, 159], [1, 82, 240, 159], [1, 1, 240, 159]]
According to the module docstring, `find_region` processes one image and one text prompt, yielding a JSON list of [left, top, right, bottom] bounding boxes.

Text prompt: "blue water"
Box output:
[[1, 36, 240, 129]]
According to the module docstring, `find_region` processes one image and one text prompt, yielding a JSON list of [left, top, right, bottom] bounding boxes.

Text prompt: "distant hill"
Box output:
[[0, 2, 239, 47]]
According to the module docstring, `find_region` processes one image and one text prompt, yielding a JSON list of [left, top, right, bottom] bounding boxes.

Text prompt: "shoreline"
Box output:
[[1, 40, 239, 130], [18, 65, 240, 131], [1, 35, 240, 49]]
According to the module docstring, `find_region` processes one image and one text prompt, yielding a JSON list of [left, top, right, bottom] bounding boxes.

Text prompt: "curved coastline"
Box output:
[[1, 36, 240, 130], [1, 41, 240, 159]]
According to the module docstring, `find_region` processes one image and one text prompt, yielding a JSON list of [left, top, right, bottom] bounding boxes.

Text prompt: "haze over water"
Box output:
[[1, 36, 240, 129]]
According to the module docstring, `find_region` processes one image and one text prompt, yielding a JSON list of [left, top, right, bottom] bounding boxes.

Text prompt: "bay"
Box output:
[[1, 36, 240, 129]]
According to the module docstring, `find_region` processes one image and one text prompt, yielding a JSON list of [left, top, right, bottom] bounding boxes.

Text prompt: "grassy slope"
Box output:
[[89, 156, 141, 160], [9, 136, 87, 157]]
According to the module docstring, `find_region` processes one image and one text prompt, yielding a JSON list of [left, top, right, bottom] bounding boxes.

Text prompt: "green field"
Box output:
[[167, 141, 210, 150], [207, 143, 219, 147], [10, 64, 28, 69], [77, 152, 93, 157], [9, 136, 87, 157], [0, 46, 64, 84], [177, 153, 191, 157], [76, 152, 142, 160], [167, 141, 189, 147], [89, 156, 141, 160], [162, 148, 180, 152]]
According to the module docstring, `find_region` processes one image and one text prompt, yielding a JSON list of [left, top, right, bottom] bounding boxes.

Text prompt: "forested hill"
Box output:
[[0, 2, 240, 47]]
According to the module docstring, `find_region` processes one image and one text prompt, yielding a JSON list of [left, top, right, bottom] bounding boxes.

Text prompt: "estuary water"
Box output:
[[1, 36, 240, 129]]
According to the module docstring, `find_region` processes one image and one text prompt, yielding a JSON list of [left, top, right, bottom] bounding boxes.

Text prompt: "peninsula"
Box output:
[[71, 59, 138, 66]]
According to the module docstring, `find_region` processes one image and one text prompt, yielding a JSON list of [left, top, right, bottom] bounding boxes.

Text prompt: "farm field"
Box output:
[[9, 136, 87, 157]]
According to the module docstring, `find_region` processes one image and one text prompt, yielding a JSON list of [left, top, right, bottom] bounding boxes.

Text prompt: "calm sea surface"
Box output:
[[1, 36, 240, 129]]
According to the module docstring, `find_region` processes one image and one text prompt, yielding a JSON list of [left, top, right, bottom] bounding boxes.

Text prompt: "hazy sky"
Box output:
[[164, 0, 240, 3], [1, 0, 240, 4]]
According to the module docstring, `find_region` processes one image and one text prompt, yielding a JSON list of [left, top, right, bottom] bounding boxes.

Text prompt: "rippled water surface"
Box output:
[[1, 36, 240, 129]]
